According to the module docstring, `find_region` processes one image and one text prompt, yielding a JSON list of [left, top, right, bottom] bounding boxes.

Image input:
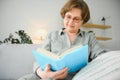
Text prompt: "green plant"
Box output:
[[0, 30, 33, 44], [15, 30, 32, 44]]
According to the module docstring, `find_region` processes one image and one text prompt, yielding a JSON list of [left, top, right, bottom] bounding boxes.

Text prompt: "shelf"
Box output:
[[82, 23, 111, 29], [96, 36, 112, 41], [82, 23, 112, 41]]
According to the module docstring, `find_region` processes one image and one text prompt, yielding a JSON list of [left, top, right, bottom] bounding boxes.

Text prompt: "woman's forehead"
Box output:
[[66, 8, 82, 17]]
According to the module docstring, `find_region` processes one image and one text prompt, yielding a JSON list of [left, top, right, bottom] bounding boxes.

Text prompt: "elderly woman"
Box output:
[[33, 0, 107, 79], [18, 0, 108, 80]]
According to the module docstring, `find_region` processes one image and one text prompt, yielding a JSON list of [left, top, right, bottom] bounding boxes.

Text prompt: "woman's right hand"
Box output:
[[36, 64, 69, 80]]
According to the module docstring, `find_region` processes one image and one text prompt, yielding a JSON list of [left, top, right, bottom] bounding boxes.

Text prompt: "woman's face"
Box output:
[[63, 8, 83, 33]]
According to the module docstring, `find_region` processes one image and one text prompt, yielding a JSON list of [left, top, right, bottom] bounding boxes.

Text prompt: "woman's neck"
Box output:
[[64, 29, 79, 43], [65, 29, 79, 36]]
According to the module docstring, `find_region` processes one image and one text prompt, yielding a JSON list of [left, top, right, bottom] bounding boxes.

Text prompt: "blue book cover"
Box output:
[[32, 45, 88, 73]]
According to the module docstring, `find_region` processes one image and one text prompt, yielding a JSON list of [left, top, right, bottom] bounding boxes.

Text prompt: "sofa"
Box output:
[[0, 44, 41, 80]]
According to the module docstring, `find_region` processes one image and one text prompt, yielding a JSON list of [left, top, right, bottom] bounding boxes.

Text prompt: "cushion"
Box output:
[[72, 51, 120, 80]]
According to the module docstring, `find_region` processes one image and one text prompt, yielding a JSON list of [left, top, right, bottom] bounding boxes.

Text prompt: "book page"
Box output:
[[59, 45, 83, 58], [36, 45, 83, 60], [37, 48, 60, 60]]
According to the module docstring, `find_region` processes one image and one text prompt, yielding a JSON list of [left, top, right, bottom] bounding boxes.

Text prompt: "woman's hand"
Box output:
[[36, 64, 69, 80]]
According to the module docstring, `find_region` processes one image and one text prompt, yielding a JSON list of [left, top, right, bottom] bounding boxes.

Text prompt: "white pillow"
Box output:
[[72, 51, 120, 80]]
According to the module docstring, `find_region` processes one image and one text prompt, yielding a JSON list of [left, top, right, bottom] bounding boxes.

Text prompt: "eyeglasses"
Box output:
[[64, 15, 83, 23]]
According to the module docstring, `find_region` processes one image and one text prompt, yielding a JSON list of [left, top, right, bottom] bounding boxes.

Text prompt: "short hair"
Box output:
[[60, 0, 90, 24]]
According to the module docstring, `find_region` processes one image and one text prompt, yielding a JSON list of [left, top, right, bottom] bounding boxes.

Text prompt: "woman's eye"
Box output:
[[67, 16, 71, 19], [74, 18, 80, 22], [75, 18, 79, 21]]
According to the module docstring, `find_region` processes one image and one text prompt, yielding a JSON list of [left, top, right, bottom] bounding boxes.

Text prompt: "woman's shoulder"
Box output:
[[80, 30, 95, 37], [46, 29, 62, 39], [49, 29, 61, 35]]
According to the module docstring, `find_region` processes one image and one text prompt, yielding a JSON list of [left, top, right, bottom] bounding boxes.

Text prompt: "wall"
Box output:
[[0, 0, 120, 50], [0, 0, 66, 43]]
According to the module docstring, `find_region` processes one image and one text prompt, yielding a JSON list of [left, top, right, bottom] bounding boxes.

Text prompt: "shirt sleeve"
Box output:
[[88, 32, 109, 62], [33, 62, 39, 73], [33, 62, 41, 79]]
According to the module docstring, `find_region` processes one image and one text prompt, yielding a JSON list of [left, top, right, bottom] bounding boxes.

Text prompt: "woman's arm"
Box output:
[[88, 32, 109, 61]]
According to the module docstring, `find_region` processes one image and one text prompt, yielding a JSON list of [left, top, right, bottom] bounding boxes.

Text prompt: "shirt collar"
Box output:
[[59, 28, 83, 37]]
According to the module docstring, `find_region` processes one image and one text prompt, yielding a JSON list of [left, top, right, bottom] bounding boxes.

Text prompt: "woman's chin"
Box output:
[[68, 28, 75, 31], [67, 29, 76, 32]]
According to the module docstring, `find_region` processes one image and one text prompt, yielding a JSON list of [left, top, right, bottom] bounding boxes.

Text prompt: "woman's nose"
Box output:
[[68, 19, 74, 25]]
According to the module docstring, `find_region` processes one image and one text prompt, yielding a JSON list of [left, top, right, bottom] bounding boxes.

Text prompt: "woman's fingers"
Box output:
[[45, 64, 51, 72], [56, 67, 69, 75], [53, 67, 69, 79], [54, 68, 68, 79], [40, 65, 69, 79]]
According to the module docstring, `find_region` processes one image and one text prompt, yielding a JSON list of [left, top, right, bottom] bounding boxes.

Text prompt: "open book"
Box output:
[[32, 45, 88, 73]]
